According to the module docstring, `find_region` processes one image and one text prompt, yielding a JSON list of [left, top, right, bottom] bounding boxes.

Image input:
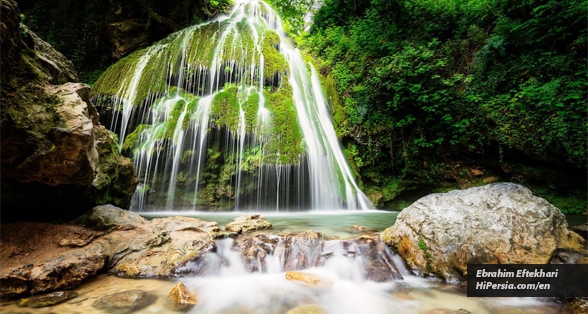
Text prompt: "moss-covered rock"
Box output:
[[0, 0, 137, 221]]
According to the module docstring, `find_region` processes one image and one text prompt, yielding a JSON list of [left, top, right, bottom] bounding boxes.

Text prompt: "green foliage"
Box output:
[[306, 0, 587, 208], [265, 0, 318, 36]]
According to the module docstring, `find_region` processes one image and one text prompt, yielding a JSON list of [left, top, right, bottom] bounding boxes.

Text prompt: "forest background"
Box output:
[[18, 0, 587, 213]]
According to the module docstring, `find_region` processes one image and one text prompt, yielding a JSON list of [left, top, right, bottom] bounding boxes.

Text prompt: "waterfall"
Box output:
[[91, 0, 371, 211]]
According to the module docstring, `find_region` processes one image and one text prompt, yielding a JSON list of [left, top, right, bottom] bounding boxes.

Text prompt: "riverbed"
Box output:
[[1, 210, 574, 314]]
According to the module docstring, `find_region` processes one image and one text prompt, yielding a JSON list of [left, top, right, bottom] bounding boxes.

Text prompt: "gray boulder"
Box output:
[[382, 183, 585, 281]]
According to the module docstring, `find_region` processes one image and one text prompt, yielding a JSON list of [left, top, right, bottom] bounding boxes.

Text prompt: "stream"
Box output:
[[1, 211, 572, 314]]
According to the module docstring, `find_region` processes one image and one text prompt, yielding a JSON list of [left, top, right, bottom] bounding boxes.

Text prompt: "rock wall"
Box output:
[[0, 0, 137, 221]]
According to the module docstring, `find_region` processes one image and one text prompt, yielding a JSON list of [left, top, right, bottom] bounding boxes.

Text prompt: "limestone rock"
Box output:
[[72, 204, 147, 231], [285, 271, 333, 288], [20, 25, 78, 84], [17, 291, 78, 308], [168, 282, 197, 310], [1, 212, 217, 297], [232, 233, 279, 273], [382, 183, 585, 281], [225, 215, 272, 233], [1, 253, 105, 299], [92, 289, 156, 313], [105, 216, 216, 277], [282, 230, 323, 271]]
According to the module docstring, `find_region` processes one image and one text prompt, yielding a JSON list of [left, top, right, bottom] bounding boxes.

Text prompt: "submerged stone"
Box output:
[[168, 282, 197, 310], [286, 304, 327, 314], [92, 289, 155, 313], [285, 271, 333, 288], [17, 291, 78, 308]]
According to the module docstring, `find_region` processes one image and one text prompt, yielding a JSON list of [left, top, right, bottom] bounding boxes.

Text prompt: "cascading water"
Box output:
[[91, 0, 370, 211]]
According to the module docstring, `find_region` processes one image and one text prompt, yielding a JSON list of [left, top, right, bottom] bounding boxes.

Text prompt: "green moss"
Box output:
[[264, 79, 305, 164], [262, 30, 288, 80], [418, 235, 433, 272], [122, 124, 151, 156], [243, 90, 260, 130], [91, 47, 169, 105], [165, 99, 189, 138], [210, 86, 240, 131], [326, 73, 349, 138]]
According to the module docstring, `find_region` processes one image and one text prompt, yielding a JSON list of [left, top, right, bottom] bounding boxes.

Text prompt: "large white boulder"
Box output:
[[382, 183, 585, 281]]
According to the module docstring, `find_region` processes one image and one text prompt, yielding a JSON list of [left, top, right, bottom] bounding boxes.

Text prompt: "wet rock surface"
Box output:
[[349, 234, 403, 281], [232, 233, 280, 273], [382, 183, 586, 281], [225, 214, 272, 234], [91, 289, 156, 313], [168, 282, 197, 310], [16, 291, 78, 308], [285, 271, 334, 288], [286, 304, 327, 314], [1, 207, 216, 298], [282, 230, 323, 271], [232, 230, 403, 281]]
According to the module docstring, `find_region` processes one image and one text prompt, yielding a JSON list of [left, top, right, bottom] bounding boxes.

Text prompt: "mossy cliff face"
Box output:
[[0, 0, 137, 221], [90, 1, 315, 210]]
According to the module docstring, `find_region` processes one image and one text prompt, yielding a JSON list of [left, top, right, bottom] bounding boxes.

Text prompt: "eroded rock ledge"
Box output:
[[0, 206, 401, 299]]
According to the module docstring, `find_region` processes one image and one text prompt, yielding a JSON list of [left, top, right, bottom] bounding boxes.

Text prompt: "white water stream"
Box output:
[[1, 213, 561, 313]]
